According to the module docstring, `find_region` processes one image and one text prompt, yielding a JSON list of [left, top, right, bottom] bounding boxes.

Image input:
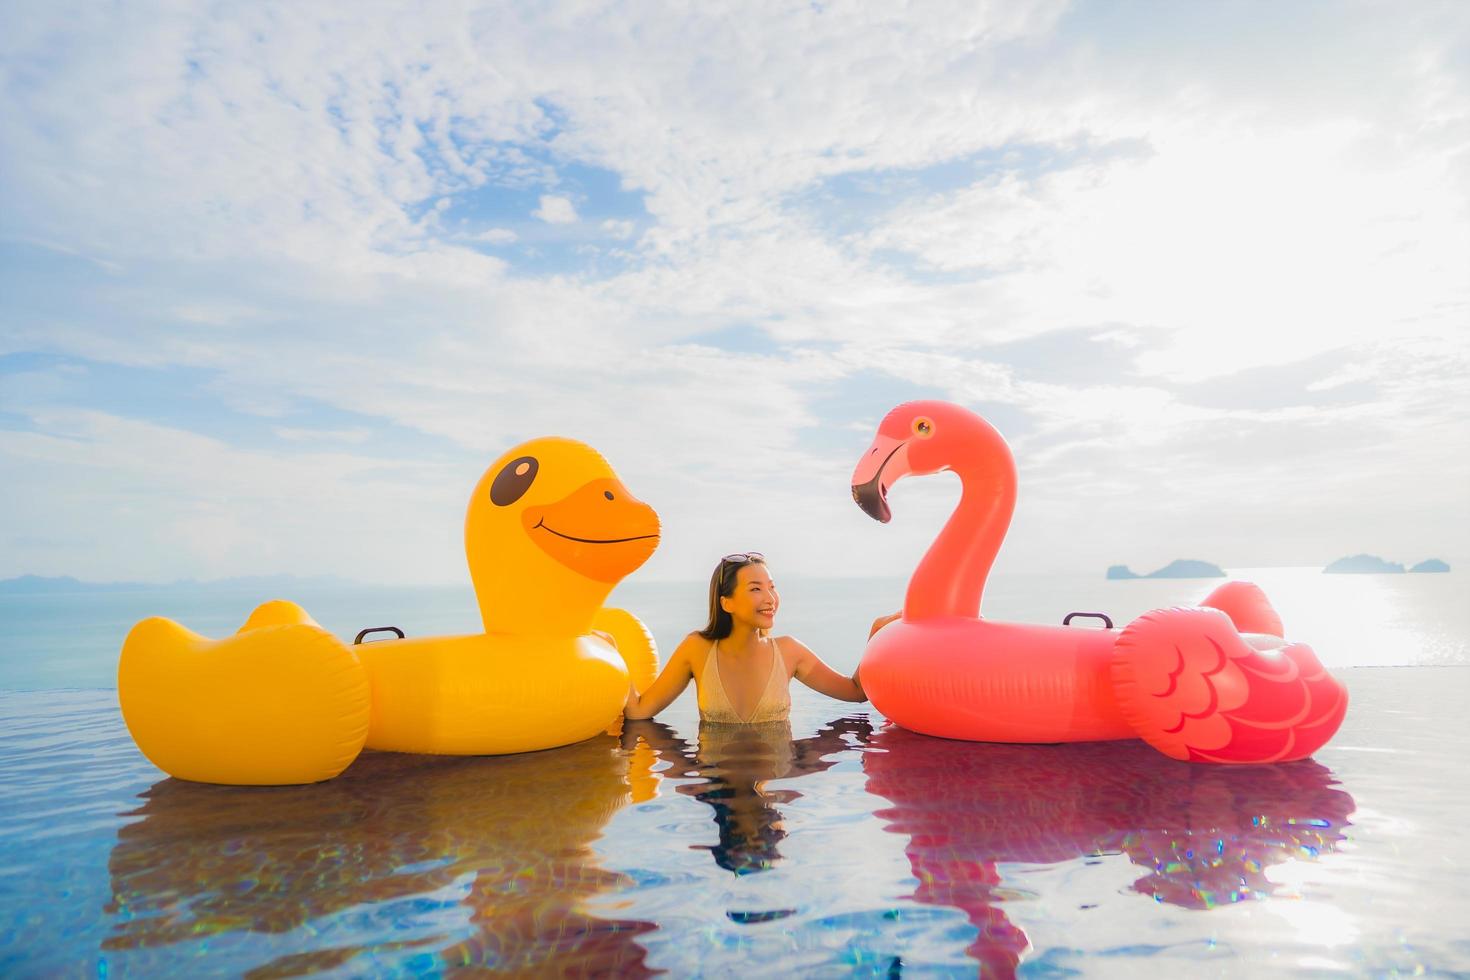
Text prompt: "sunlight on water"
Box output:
[[976, 566, 1468, 670], [1222, 567, 1468, 667]]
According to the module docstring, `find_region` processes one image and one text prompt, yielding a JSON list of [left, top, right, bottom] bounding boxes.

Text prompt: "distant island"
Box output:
[[1324, 555, 1404, 574], [1107, 559, 1226, 580], [0, 574, 355, 595], [1323, 555, 1451, 574]]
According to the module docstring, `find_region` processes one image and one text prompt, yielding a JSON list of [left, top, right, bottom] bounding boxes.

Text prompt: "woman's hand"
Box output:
[[869, 612, 901, 638], [623, 635, 697, 720]]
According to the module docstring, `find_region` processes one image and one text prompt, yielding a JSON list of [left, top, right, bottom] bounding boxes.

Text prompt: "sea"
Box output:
[[1, 567, 1467, 976]]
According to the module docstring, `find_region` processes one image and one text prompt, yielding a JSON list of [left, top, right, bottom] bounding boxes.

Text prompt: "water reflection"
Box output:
[[624, 716, 871, 876], [864, 729, 1355, 977], [105, 736, 656, 977]]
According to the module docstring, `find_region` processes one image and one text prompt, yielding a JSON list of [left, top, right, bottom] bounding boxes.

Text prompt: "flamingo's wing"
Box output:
[[1111, 606, 1348, 764]]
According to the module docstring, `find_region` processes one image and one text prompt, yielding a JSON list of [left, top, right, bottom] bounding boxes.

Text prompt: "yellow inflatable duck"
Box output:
[[118, 437, 661, 785]]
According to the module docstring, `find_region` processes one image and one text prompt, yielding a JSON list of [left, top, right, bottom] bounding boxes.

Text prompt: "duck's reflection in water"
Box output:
[[864, 729, 1356, 977], [105, 735, 656, 977], [625, 716, 872, 876]]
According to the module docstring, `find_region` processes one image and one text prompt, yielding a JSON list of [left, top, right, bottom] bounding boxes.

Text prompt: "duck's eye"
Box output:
[[912, 417, 934, 438], [490, 455, 539, 506]]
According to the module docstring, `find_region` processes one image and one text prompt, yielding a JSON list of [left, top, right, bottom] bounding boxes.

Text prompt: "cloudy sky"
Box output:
[[2, 1, 1467, 586]]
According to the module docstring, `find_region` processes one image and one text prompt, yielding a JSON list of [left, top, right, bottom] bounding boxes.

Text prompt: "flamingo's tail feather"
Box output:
[[1112, 601, 1347, 764]]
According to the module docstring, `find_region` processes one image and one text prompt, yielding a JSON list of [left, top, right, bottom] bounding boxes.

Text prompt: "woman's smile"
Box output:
[[722, 563, 780, 629]]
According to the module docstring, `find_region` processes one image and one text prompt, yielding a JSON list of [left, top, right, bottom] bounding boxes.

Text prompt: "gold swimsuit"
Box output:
[[697, 639, 791, 725]]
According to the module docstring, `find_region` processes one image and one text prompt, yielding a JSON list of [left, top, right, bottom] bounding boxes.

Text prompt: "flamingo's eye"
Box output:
[[912, 417, 934, 438]]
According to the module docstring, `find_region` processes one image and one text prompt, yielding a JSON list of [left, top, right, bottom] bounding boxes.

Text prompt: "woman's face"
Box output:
[[721, 563, 779, 632]]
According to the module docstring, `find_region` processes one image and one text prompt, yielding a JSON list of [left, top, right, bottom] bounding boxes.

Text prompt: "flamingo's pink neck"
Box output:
[[903, 448, 1016, 620]]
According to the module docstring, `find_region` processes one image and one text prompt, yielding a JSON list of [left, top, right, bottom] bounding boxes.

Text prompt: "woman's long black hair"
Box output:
[[697, 554, 765, 640]]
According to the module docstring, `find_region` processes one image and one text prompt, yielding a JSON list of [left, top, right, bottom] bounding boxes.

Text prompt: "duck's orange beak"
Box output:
[[522, 478, 660, 583]]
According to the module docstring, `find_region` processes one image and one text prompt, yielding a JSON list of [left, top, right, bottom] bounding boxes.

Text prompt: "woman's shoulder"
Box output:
[[770, 634, 812, 661], [657, 632, 710, 676], [675, 631, 713, 659]]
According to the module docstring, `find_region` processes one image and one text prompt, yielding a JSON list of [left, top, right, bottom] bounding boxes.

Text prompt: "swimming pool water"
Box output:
[[2, 667, 1468, 976]]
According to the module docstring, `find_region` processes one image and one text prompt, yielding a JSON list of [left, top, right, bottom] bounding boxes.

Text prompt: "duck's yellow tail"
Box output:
[[118, 602, 370, 785]]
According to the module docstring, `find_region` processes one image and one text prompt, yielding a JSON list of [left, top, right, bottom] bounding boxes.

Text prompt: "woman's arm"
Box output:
[[624, 633, 699, 720], [786, 637, 867, 703]]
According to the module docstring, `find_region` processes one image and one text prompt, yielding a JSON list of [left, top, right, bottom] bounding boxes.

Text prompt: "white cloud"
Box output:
[[1, 1, 1467, 583], [469, 227, 518, 244], [272, 426, 372, 444], [170, 302, 269, 327], [857, 122, 1470, 378], [533, 194, 578, 224], [0, 409, 467, 583]]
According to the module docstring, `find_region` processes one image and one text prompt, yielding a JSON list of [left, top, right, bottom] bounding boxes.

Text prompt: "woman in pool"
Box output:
[[624, 553, 879, 723]]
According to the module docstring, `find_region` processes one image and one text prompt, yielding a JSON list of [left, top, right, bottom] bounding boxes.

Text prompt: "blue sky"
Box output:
[[2, 1, 1467, 584]]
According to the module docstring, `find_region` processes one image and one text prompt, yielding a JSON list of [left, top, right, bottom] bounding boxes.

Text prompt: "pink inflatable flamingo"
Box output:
[[851, 400, 1348, 764]]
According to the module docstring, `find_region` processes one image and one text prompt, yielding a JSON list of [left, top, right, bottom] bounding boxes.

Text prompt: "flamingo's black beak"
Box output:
[[852, 475, 891, 523], [851, 436, 908, 524]]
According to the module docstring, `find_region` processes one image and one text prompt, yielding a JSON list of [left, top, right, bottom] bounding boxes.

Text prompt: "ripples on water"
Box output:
[[2, 666, 1469, 976]]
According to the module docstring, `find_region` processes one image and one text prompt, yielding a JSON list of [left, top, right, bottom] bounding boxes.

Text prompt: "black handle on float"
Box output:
[[354, 626, 406, 645], [1063, 612, 1114, 629]]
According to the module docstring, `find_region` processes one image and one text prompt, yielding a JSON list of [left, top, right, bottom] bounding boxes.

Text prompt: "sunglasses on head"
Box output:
[[721, 552, 764, 565]]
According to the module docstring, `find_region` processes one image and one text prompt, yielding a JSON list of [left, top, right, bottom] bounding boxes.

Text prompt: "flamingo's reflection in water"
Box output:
[[624, 716, 873, 877], [864, 729, 1356, 975], [104, 737, 657, 976]]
